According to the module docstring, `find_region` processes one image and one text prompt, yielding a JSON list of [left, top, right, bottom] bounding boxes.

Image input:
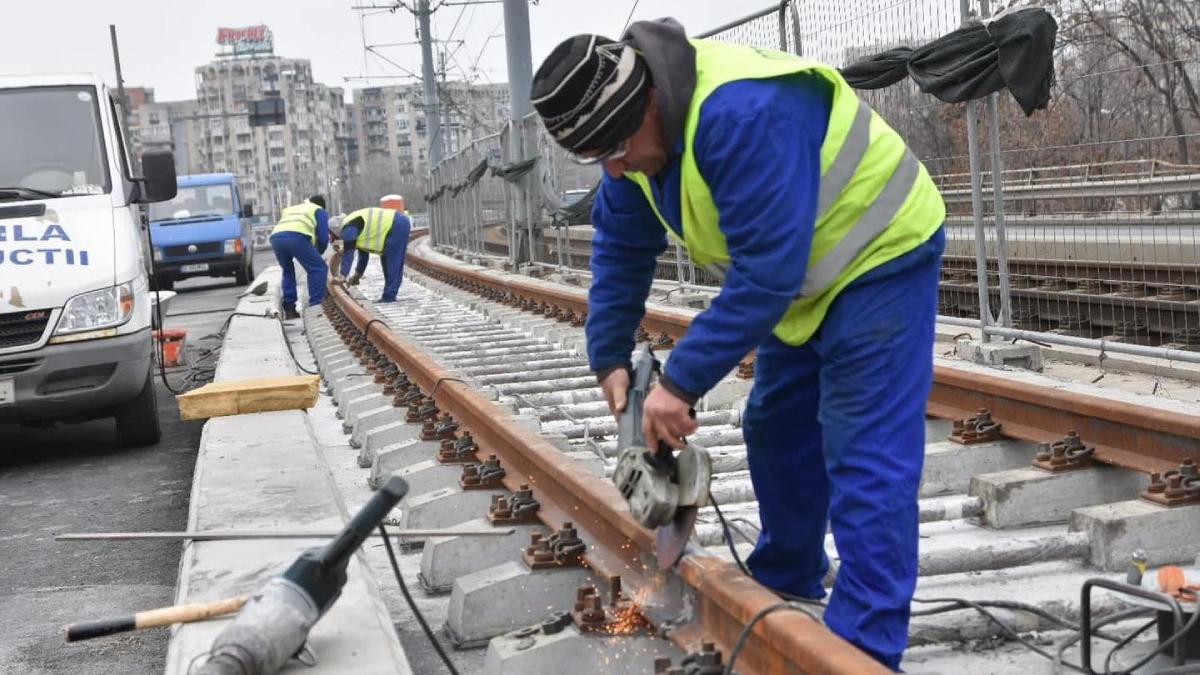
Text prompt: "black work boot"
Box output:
[[282, 306, 301, 320]]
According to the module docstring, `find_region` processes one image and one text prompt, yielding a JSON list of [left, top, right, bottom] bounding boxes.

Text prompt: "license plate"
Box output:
[[180, 263, 209, 273], [0, 379, 14, 406]]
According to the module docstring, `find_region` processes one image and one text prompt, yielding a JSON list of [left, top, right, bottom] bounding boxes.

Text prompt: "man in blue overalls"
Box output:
[[530, 20, 945, 669], [338, 206, 411, 303], [270, 195, 329, 320]]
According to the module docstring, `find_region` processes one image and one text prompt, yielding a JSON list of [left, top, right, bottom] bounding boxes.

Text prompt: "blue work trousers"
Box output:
[[270, 232, 328, 308], [378, 227, 408, 302], [742, 228, 944, 670], [339, 248, 370, 277]]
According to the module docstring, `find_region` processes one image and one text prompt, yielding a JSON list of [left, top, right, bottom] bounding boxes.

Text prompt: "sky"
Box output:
[[1, 1, 751, 103]]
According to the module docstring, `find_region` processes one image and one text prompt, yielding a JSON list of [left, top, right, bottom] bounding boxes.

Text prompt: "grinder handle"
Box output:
[[319, 475, 409, 568], [617, 345, 658, 453]]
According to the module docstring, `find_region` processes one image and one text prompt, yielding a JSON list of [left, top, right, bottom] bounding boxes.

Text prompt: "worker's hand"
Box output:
[[600, 367, 629, 419], [642, 386, 697, 453]]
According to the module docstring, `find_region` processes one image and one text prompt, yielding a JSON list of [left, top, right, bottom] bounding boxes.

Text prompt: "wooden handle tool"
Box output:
[[64, 596, 247, 642]]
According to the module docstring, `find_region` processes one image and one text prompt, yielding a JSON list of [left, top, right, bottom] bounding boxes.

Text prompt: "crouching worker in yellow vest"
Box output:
[[270, 195, 330, 320], [339, 206, 412, 302], [531, 19, 946, 669]]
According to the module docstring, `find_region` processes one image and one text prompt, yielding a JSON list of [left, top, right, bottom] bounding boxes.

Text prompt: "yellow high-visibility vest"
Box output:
[[625, 40, 945, 346]]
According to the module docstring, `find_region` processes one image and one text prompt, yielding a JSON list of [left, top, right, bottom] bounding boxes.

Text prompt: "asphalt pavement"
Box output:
[[0, 251, 274, 675]]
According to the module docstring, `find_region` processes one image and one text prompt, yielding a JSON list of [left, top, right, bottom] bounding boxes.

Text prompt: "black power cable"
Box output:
[[377, 523, 460, 675], [723, 601, 822, 675]]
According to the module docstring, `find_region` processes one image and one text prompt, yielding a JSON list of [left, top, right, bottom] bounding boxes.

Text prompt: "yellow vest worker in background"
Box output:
[[337, 195, 408, 285], [269, 195, 330, 320], [338, 206, 412, 303], [531, 19, 945, 668]]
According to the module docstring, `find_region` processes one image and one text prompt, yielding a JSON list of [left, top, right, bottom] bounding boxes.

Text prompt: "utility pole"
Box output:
[[502, 0, 535, 265], [439, 49, 453, 156], [417, 0, 443, 170]]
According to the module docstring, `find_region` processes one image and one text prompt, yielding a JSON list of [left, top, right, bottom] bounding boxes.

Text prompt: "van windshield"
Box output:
[[0, 86, 110, 198], [149, 184, 235, 221]]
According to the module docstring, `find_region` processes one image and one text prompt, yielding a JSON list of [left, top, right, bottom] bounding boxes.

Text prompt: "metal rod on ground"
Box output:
[[940, 316, 1200, 364], [55, 528, 515, 542], [64, 596, 247, 642]]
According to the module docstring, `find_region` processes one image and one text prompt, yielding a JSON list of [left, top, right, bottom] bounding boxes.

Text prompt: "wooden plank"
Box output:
[[176, 375, 320, 421]]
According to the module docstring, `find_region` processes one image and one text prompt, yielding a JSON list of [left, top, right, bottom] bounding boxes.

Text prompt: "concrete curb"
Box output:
[[164, 266, 411, 675]]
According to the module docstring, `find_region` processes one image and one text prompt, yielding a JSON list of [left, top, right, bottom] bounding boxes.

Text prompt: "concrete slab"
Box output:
[[920, 440, 1033, 497], [396, 486, 505, 531], [1070, 500, 1200, 571], [445, 561, 594, 648], [350, 405, 405, 449], [361, 421, 424, 468], [971, 465, 1146, 528], [377, 458, 461, 494], [484, 623, 678, 675], [370, 439, 441, 482], [332, 377, 376, 408], [419, 518, 544, 594], [342, 392, 391, 428]]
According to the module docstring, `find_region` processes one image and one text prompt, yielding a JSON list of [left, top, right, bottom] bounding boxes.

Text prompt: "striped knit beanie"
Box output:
[[531, 35, 650, 154]]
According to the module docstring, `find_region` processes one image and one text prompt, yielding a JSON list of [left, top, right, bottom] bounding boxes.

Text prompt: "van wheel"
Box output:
[[236, 256, 254, 286], [152, 276, 175, 292], [115, 367, 162, 448]]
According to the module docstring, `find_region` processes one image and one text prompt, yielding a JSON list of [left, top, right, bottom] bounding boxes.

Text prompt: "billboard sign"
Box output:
[[216, 25, 273, 56]]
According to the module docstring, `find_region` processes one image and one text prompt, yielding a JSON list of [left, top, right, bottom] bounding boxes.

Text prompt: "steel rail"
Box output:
[[408, 246, 1200, 473], [327, 282, 886, 675]]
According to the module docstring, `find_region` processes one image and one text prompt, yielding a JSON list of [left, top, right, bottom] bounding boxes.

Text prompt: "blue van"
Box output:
[[148, 173, 254, 290]]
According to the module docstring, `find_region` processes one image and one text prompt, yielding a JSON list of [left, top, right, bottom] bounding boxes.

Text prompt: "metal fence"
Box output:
[[428, 0, 1200, 362]]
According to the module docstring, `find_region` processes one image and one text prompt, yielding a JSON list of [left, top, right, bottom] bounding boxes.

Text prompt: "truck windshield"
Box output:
[[0, 86, 110, 198], [149, 184, 235, 221]]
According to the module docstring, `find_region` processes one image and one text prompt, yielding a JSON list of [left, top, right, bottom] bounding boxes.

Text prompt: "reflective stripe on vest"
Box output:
[[344, 207, 396, 254], [624, 39, 944, 346], [272, 202, 321, 243]]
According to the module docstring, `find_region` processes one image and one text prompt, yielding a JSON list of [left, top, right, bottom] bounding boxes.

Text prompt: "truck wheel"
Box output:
[[115, 367, 162, 448], [236, 256, 254, 285]]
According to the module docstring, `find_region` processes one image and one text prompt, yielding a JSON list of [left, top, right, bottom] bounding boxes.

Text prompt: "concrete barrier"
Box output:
[[164, 266, 411, 675]]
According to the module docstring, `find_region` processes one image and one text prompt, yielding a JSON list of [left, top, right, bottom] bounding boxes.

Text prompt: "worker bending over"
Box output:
[[531, 20, 945, 669], [339, 206, 411, 302], [270, 195, 330, 320]]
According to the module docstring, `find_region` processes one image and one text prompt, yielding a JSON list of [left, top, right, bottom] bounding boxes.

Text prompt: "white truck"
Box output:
[[0, 74, 178, 446]]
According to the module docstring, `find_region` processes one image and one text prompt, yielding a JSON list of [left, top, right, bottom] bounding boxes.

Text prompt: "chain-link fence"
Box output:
[[427, 0, 1200, 362]]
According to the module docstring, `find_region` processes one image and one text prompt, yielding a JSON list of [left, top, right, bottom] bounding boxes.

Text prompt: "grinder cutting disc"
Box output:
[[655, 506, 699, 569]]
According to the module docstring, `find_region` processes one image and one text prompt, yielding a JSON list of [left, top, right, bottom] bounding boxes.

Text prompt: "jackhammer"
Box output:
[[193, 475, 409, 675]]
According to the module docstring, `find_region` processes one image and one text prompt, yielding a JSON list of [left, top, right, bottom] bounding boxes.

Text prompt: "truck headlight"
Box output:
[[224, 239, 243, 255], [51, 282, 135, 340]]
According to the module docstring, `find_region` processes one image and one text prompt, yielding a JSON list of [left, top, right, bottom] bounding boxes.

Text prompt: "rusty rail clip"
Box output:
[[1032, 431, 1095, 472], [570, 577, 653, 636], [522, 523, 586, 570], [950, 408, 1004, 445], [488, 484, 541, 525], [1142, 459, 1200, 507]]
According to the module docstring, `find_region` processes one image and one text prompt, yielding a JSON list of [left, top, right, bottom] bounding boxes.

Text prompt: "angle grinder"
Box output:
[[612, 345, 712, 569]]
